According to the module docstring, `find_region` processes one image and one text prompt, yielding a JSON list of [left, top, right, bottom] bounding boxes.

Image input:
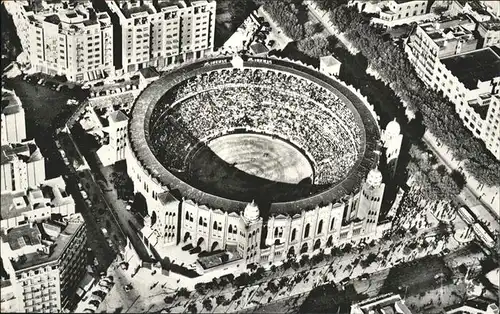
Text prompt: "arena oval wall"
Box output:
[[126, 56, 381, 266]]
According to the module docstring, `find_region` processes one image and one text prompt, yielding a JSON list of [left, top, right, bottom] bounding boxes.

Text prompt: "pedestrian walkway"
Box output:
[[424, 132, 499, 233], [306, 1, 360, 55]]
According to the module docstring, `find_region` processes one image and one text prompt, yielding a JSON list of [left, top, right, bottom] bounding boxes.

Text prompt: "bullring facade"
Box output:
[[126, 56, 397, 270]]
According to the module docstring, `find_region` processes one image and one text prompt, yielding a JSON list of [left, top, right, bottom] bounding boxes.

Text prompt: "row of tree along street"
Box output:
[[314, 1, 500, 187]]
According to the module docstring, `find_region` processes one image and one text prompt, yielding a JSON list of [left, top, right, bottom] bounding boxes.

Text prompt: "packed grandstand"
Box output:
[[150, 68, 362, 185], [129, 56, 380, 214]]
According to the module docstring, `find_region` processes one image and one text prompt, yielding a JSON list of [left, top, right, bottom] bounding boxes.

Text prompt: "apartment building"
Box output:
[[477, 20, 500, 48], [106, 0, 216, 72], [0, 213, 87, 313], [406, 19, 500, 159], [79, 106, 128, 166], [1, 140, 46, 193], [26, 1, 114, 81], [379, 0, 428, 22], [439, 48, 500, 159], [429, 1, 500, 48], [1, 89, 26, 145], [1, 176, 76, 230]]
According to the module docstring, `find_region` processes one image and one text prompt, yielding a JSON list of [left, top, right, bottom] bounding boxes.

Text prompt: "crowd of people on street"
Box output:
[[150, 68, 363, 184]]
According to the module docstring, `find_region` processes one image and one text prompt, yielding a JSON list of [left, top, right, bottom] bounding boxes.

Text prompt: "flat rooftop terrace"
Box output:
[[441, 47, 500, 90], [3, 215, 84, 271]]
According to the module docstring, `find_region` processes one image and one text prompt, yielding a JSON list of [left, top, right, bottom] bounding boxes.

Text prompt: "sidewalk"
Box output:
[[306, 1, 360, 55], [424, 131, 499, 234]]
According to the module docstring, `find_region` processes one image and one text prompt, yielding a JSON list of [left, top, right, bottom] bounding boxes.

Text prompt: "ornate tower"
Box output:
[[382, 119, 403, 179], [239, 200, 263, 265], [356, 169, 385, 235]]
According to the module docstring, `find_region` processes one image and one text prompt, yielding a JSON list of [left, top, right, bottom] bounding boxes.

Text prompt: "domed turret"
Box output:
[[366, 168, 383, 188], [385, 119, 401, 138], [244, 200, 260, 221]]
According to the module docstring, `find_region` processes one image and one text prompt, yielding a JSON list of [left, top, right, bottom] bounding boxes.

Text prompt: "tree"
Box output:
[[177, 287, 190, 298], [278, 277, 289, 289], [203, 298, 213, 311], [187, 303, 197, 314], [323, 4, 500, 186], [305, 22, 323, 37], [194, 283, 206, 295], [299, 254, 310, 267], [267, 280, 279, 294], [360, 253, 377, 268], [263, 1, 306, 40], [216, 295, 227, 306], [232, 289, 243, 301], [342, 243, 352, 253], [450, 169, 466, 190], [234, 272, 250, 287], [297, 36, 330, 58]]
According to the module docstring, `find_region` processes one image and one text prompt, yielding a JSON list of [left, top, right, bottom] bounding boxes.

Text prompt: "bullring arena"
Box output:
[[126, 56, 385, 272]]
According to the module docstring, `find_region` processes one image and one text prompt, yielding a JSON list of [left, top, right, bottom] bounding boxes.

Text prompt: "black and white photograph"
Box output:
[[1, 0, 499, 313]]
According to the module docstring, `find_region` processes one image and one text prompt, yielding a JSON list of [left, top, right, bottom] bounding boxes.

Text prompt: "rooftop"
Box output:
[[1, 192, 29, 221], [2, 214, 85, 271], [108, 110, 129, 124], [352, 294, 412, 314], [4, 223, 42, 251], [250, 42, 269, 54], [441, 47, 500, 90], [0, 176, 73, 220], [1, 89, 23, 115], [1, 140, 43, 166], [480, 19, 500, 30], [320, 55, 341, 67], [393, 0, 417, 4], [197, 249, 242, 270], [120, 3, 156, 18], [139, 67, 160, 79]]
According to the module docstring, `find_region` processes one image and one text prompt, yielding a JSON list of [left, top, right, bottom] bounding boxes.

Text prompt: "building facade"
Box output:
[[79, 106, 129, 166], [379, 0, 428, 22], [0, 214, 87, 313], [106, 0, 216, 73], [1, 89, 26, 145], [405, 17, 500, 159], [127, 129, 389, 270], [26, 1, 114, 81], [1, 140, 46, 193]]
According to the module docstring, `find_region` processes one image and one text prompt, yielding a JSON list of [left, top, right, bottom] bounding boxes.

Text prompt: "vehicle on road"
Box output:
[[88, 299, 100, 308]]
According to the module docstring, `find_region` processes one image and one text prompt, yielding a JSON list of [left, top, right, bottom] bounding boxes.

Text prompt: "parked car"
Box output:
[[93, 290, 107, 299], [81, 191, 88, 199], [98, 285, 111, 294], [90, 294, 103, 303]]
